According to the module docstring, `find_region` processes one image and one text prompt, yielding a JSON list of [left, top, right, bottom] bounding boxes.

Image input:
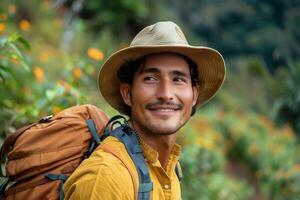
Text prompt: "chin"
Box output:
[[148, 123, 183, 135]]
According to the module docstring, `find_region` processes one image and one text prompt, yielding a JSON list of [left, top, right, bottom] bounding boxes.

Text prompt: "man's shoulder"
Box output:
[[63, 136, 136, 199], [80, 136, 130, 173], [64, 135, 131, 185]]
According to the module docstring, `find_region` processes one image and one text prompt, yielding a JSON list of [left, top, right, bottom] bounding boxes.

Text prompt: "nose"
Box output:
[[156, 79, 174, 101]]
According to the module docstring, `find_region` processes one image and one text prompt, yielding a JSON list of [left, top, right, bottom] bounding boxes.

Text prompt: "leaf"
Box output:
[[8, 44, 31, 71], [17, 37, 31, 50], [7, 52, 20, 60], [0, 66, 12, 83], [1, 33, 31, 51], [7, 32, 21, 44], [8, 43, 23, 58], [0, 64, 16, 76], [0, 72, 5, 82], [20, 60, 31, 71]]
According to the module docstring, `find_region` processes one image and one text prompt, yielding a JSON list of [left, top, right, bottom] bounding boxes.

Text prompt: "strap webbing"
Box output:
[[0, 178, 9, 196], [84, 119, 102, 159], [175, 162, 183, 182], [45, 173, 68, 200], [86, 119, 100, 145], [110, 126, 153, 200]]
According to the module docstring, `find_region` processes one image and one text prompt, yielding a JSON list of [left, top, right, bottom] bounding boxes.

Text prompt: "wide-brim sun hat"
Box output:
[[98, 21, 226, 114]]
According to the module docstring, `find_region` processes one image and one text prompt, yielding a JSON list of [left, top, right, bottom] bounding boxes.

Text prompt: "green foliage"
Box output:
[[0, 32, 30, 81], [181, 145, 253, 200], [65, 0, 150, 37], [165, 0, 300, 72], [0, 33, 32, 136], [272, 63, 300, 137], [0, 32, 90, 137], [179, 108, 299, 199], [0, 1, 120, 137]]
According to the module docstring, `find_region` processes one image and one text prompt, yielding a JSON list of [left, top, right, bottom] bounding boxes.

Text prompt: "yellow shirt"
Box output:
[[63, 136, 181, 200]]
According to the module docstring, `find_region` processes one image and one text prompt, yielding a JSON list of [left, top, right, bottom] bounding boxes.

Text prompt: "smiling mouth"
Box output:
[[154, 108, 177, 112], [148, 107, 179, 112], [145, 101, 183, 115], [147, 107, 180, 119], [146, 103, 182, 112]]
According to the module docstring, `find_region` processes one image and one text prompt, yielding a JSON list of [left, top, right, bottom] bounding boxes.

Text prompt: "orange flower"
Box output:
[[19, 19, 31, 31], [0, 23, 5, 33], [8, 4, 16, 14], [87, 48, 104, 61], [258, 115, 274, 131], [33, 66, 44, 82], [52, 106, 61, 115], [73, 67, 83, 79], [280, 125, 295, 139]]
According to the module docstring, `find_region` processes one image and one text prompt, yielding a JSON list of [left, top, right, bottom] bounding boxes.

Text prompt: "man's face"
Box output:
[[120, 53, 199, 135]]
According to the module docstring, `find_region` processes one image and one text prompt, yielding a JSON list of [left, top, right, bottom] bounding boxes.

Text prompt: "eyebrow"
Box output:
[[139, 67, 189, 78], [139, 67, 159, 74], [172, 70, 189, 78]]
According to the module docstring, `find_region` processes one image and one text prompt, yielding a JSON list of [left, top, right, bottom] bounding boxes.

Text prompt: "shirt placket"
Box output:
[[140, 139, 181, 200], [155, 166, 172, 200]]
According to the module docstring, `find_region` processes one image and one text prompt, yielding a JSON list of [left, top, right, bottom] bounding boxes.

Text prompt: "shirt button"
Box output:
[[163, 184, 170, 189]]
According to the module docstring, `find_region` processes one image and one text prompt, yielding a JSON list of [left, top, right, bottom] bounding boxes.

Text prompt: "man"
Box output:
[[64, 21, 225, 200]]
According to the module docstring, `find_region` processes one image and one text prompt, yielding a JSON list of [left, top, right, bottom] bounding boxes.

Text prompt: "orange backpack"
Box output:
[[0, 104, 109, 200]]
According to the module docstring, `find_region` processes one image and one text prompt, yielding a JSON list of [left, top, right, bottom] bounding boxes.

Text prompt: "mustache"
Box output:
[[145, 100, 183, 110]]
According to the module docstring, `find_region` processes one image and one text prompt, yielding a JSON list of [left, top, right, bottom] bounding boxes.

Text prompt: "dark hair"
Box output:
[[117, 56, 147, 86], [117, 53, 200, 116]]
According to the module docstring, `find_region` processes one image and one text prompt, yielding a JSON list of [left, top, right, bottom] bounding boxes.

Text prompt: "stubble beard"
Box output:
[[133, 113, 187, 136]]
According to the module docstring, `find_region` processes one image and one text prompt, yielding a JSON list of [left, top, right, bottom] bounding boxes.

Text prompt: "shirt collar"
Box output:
[[139, 136, 181, 167]]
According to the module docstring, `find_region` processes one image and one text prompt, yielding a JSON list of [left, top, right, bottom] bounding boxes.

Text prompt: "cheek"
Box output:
[[178, 88, 195, 105], [130, 83, 156, 106]]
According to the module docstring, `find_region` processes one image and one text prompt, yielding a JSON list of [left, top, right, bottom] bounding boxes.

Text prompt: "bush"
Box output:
[[179, 107, 300, 199]]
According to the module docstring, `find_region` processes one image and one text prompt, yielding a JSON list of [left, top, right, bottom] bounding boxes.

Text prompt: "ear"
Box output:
[[119, 83, 132, 106], [192, 85, 199, 106]]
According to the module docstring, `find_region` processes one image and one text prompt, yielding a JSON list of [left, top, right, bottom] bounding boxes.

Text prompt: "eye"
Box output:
[[143, 76, 157, 83], [173, 77, 187, 84]]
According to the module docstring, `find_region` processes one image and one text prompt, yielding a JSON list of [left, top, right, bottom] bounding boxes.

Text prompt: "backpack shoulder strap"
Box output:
[[104, 115, 183, 199], [109, 126, 153, 200], [175, 162, 183, 182]]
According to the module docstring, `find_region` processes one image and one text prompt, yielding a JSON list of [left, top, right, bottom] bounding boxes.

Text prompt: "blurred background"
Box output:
[[0, 0, 299, 199]]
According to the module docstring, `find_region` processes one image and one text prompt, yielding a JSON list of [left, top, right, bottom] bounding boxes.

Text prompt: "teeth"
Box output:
[[157, 109, 175, 112]]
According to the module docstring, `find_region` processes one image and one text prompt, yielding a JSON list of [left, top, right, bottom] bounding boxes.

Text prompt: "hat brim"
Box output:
[[98, 44, 226, 114]]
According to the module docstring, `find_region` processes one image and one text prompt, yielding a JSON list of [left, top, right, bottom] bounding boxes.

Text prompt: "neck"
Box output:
[[130, 121, 178, 169]]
